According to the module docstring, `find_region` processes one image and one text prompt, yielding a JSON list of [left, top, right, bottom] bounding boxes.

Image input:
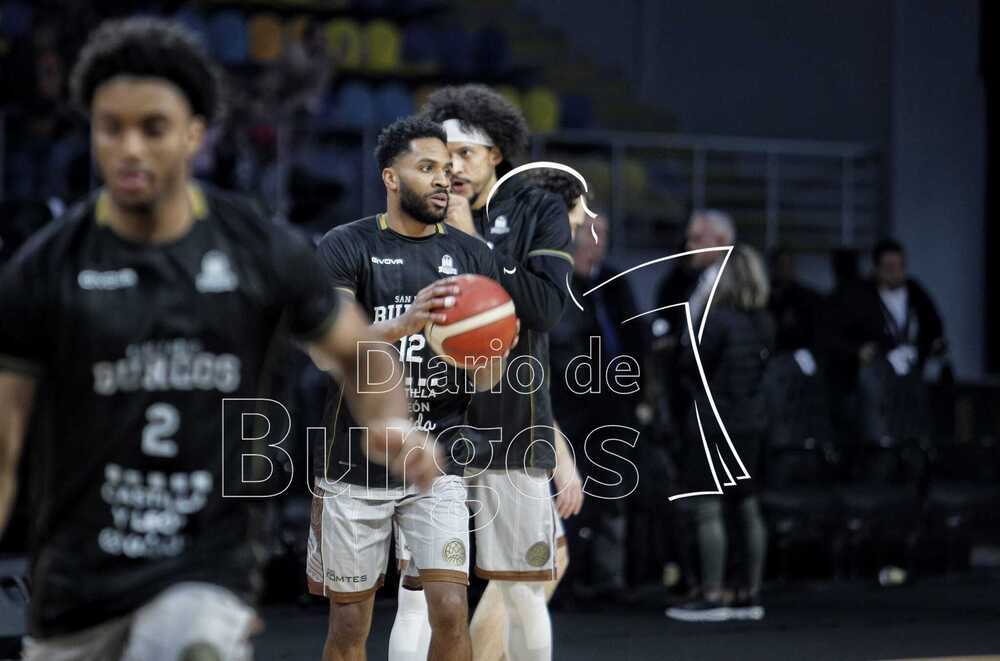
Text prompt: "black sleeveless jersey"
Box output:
[[315, 214, 500, 490], [0, 185, 339, 637]]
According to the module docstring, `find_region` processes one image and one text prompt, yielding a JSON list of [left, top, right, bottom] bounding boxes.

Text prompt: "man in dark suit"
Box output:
[[825, 238, 946, 443]]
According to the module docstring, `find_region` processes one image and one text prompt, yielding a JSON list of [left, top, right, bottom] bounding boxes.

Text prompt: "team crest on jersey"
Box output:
[[438, 254, 458, 275], [489, 215, 510, 235], [196, 251, 238, 293]]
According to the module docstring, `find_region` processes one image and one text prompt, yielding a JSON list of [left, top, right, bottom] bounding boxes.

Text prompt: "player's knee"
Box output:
[[426, 586, 468, 632], [178, 641, 222, 661], [328, 602, 370, 645]]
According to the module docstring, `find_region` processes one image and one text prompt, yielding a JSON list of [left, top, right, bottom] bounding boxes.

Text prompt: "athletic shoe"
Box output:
[[665, 599, 730, 622], [728, 594, 765, 621]]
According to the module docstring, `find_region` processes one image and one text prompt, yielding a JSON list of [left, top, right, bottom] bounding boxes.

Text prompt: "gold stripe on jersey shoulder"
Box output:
[[189, 183, 208, 219], [96, 184, 208, 225], [526, 248, 574, 265]]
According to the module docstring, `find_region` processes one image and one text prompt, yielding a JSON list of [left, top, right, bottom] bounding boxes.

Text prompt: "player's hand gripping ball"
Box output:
[[424, 274, 518, 367]]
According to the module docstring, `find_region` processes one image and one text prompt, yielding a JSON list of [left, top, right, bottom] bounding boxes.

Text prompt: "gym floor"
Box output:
[[256, 574, 1000, 660]]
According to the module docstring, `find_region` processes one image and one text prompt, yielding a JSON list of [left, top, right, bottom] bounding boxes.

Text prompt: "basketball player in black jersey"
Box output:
[[419, 85, 575, 661], [310, 117, 511, 661], [0, 19, 437, 661]]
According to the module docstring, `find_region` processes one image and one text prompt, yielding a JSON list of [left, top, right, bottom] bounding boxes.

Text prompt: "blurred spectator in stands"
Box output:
[[667, 244, 773, 622], [825, 239, 946, 444], [266, 19, 331, 117], [550, 208, 645, 600], [651, 210, 736, 436], [768, 246, 822, 375]]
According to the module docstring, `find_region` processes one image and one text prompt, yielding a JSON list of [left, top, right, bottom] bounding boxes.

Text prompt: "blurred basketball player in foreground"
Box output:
[[0, 18, 437, 661]]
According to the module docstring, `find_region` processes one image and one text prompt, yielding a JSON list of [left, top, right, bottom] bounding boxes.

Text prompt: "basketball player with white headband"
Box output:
[[388, 85, 576, 661]]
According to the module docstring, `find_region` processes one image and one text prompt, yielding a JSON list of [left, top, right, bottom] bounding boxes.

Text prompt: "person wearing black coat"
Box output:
[[667, 244, 774, 623]]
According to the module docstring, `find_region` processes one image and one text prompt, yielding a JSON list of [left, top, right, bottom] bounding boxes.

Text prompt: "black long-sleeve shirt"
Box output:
[[467, 180, 573, 470]]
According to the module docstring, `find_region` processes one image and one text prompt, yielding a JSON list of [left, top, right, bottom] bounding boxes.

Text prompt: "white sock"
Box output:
[[498, 582, 552, 661], [388, 579, 432, 661]]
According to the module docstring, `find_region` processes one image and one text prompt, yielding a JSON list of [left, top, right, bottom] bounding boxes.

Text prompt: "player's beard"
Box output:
[[400, 181, 447, 225]]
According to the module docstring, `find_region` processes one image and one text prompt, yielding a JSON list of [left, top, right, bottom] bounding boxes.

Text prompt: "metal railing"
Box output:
[[0, 110, 882, 257], [532, 130, 883, 255]]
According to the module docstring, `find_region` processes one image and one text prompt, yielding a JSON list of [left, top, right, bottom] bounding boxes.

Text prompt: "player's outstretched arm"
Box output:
[[307, 301, 443, 490], [0, 372, 35, 536]]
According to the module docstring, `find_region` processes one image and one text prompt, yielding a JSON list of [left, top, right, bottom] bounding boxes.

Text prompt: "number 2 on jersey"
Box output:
[[142, 403, 180, 457]]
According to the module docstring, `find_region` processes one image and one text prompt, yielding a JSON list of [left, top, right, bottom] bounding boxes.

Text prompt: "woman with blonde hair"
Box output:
[[667, 244, 775, 623]]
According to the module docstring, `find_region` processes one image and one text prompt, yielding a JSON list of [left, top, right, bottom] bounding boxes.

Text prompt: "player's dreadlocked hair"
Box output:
[[375, 116, 447, 171], [530, 169, 586, 210], [70, 17, 222, 121], [420, 85, 529, 174]]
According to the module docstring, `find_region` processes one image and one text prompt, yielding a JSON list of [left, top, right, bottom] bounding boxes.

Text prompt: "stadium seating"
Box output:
[[402, 23, 439, 68], [171, 7, 209, 46], [438, 25, 475, 76], [523, 86, 560, 133], [335, 81, 375, 127], [919, 439, 1000, 572], [248, 13, 284, 63], [364, 19, 402, 72], [0, 2, 32, 38], [495, 85, 522, 111], [324, 18, 363, 69], [208, 10, 249, 65], [373, 83, 414, 127], [474, 27, 512, 75], [760, 354, 843, 577], [560, 93, 594, 129]]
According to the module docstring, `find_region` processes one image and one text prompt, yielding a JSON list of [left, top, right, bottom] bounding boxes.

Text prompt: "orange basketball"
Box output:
[[424, 274, 518, 368]]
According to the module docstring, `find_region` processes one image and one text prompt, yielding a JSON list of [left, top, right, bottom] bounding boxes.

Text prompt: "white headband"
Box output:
[[442, 118, 494, 147]]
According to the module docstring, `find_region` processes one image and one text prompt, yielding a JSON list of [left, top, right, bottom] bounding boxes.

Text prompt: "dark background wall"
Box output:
[[528, 0, 986, 378]]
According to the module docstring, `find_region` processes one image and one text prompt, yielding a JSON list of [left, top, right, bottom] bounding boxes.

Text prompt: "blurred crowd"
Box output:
[[544, 208, 977, 611]]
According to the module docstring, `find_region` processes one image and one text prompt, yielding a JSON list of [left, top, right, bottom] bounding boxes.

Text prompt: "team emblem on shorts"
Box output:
[[526, 541, 551, 567], [442, 538, 466, 565]]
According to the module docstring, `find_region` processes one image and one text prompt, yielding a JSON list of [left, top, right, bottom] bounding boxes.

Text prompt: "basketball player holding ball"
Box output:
[[310, 117, 516, 661]]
